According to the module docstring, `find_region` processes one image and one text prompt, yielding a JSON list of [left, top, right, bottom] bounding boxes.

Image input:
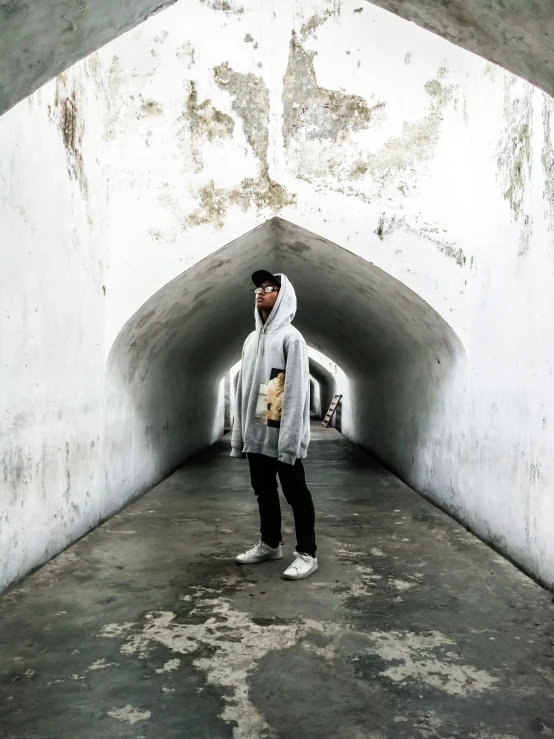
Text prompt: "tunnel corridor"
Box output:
[[4, 0, 554, 595], [104, 217, 464, 524], [1, 418, 553, 738]]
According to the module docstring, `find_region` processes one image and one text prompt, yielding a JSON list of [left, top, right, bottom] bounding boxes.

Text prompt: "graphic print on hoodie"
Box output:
[[255, 368, 285, 427], [231, 274, 311, 465]]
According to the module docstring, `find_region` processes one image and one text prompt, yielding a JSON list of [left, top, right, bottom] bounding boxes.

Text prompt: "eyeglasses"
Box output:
[[254, 285, 279, 294]]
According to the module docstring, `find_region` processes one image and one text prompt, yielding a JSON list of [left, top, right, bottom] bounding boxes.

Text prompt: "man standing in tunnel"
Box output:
[[231, 270, 317, 580]]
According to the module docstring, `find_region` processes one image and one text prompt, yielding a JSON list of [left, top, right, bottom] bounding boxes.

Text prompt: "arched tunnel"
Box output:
[[2, 0, 554, 736], [104, 217, 463, 511]]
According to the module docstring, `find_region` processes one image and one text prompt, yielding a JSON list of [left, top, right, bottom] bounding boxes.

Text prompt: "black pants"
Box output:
[[247, 453, 317, 558]]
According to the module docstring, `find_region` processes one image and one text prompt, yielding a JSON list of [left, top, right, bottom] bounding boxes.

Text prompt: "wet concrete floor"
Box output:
[[1, 421, 554, 739]]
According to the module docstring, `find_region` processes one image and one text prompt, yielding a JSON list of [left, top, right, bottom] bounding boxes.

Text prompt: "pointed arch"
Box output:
[[103, 217, 464, 512]]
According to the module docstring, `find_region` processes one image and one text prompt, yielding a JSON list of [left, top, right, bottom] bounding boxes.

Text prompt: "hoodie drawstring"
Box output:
[[258, 327, 265, 356]]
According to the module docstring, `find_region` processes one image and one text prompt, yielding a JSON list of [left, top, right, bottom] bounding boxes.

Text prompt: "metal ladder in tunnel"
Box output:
[[322, 394, 342, 427]]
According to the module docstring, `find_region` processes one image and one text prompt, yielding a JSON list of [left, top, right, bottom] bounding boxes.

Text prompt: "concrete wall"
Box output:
[[0, 56, 109, 590], [3, 0, 554, 592], [308, 349, 345, 430]]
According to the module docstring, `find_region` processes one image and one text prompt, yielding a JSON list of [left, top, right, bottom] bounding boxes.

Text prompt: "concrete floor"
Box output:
[[1, 422, 554, 739]]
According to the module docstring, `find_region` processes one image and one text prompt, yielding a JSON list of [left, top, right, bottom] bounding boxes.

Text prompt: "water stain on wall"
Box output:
[[51, 74, 88, 201], [2, 444, 28, 506], [282, 15, 455, 205]]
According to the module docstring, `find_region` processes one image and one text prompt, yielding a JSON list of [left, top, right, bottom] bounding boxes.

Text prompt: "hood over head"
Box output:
[[254, 273, 297, 333]]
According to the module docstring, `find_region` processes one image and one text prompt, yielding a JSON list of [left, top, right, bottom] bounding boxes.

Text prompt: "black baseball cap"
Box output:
[[252, 270, 281, 287]]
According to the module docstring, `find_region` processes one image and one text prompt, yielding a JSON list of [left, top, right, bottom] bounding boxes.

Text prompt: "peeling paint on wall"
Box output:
[[184, 62, 294, 228], [214, 62, 269, 164], [282, 32, 383, 146], [179, 81, 235, 172], [361, 76, 455, 195], [282, 20, 455, 204], [186, 82, 234, 143]]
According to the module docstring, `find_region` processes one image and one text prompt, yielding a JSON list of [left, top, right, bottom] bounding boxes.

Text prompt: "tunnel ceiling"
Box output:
[[2, 0, 554, 117], [0, 0, 177, 116], [108, 217, 464, 395], [367, 0, 554, 99]]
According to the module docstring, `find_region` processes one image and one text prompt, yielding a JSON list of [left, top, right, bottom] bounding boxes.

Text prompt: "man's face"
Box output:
[[255, 280, 280, 312]]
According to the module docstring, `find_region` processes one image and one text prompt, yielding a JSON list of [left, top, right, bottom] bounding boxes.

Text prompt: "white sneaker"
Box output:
[[282, 552, 318, 580], [236, 541, 283, 565]]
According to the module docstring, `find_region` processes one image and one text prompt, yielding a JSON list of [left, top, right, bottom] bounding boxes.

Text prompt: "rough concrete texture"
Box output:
[[0, 0, 178, 116], [367, 0, 554, 102], [1, 421, 553, 739], [3, 0, 554, 118]]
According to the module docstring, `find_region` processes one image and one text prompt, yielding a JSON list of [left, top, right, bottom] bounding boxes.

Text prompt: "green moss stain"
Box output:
[[495, 83, 532, 220], [178, 81, 235, 173], [360, 77, 454, 196], [438, 243, 466, 267], [53, 74, 88, 201], [140, 99, 163, 116], [350, 161, 369, 179], [424, 79, 442, 97], [501, 122, 531, 216], [518, 215, 532, 257], [185, 81, 234, 143], [299, 11, 334, 41], [541, 96, 554, 216]]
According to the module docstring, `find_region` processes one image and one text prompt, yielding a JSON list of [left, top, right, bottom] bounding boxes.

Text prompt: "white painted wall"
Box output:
[[3, 0, 554, 591], [0, 56, 109, 590]]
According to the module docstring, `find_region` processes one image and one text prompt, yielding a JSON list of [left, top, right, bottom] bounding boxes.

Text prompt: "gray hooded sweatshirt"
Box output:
[[231, 274, 310, 465]]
